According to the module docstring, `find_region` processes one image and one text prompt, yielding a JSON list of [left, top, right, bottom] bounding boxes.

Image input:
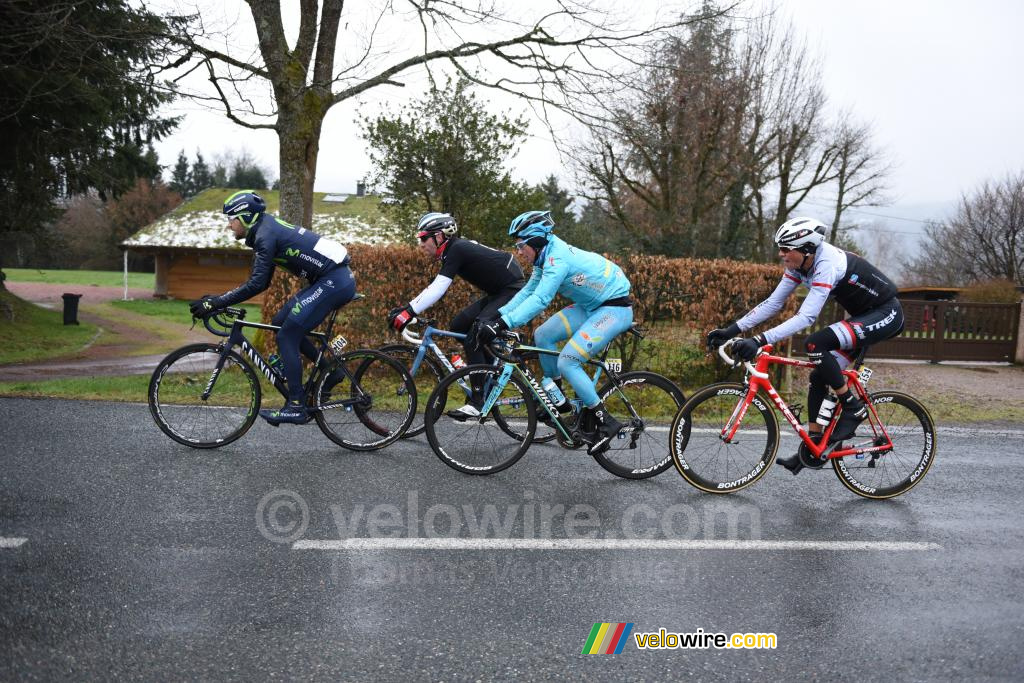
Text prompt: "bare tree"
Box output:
[[825, 113, 893, 243], [576, 8, 893, 261], [157, 1, 713, 227], [576, 8, 749, 256], [905, 173, 1024, 286]]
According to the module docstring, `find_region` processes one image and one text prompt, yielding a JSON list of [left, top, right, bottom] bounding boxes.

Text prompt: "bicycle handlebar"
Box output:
[[483, 330, 522, 363], [400, 318, 422, 344], [718, 338, 769, 379], [199, 306, 246, 338]]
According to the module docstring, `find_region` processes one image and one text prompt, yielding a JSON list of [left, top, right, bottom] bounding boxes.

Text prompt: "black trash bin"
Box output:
[[62, 293, 83, 325]]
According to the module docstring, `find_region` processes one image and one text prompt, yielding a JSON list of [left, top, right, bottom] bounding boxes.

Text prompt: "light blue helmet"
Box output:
[[508, 210, 555, 240]]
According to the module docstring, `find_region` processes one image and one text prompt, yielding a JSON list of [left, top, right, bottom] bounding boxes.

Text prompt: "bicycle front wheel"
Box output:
[[313, 349, 416, 451], [379, 343, 446, 439], [148, 343, 260, 449], [591, 371, 686, 479], [424, 365, 536, 474], [669, 382, 779, 494], [831, 391, 937, 499]]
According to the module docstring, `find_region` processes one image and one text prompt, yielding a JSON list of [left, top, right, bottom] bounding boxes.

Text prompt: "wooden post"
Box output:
[[1015, 299, 1024, 364], [154, 253, 170, 298], [932, 302, 947, 363]]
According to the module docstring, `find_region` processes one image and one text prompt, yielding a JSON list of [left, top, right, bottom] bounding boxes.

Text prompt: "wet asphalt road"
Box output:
[[1, 398, 1022, 680]]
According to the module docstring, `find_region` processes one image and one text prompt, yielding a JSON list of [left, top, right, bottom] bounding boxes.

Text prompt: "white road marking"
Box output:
[[0, 537, 27, 549], [293, 538, 941, 551]]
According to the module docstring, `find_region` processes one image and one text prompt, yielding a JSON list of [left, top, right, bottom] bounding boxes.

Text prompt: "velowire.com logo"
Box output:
[[582, 622, 634, 654]]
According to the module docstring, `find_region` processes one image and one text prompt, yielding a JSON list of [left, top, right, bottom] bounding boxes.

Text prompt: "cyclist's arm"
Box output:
[[500, 259, 567, 328], [409, 275, 453, 315], [736, 274, 800, 332], [212, 241, 276, 308], [498, 268, 540, 320], [758, 264, 840, 344]]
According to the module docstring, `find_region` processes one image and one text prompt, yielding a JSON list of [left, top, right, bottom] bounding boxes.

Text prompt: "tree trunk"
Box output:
[[262, 99, 327, 330]]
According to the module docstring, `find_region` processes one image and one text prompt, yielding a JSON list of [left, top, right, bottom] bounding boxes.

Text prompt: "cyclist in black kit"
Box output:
[[189, 191, 356, 426], [707, 217, 904, 474], [387, 212, 525, 418]]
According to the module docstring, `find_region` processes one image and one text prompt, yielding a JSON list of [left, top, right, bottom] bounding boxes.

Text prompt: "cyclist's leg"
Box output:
[[451, 296, 487, 360], [558, 306, 633, 453], [448, 296, 495, 417], [535, 304, 587, 379], [777, 347, 852, 473], [824, 300, 904, 442], [266, 268, 356, 423]]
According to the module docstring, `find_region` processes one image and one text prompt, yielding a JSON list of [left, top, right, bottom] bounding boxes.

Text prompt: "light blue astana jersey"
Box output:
[[498, 235, 631, 328]]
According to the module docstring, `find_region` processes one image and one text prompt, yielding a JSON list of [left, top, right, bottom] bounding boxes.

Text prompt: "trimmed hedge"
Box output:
[[260, 245, 798, 390]]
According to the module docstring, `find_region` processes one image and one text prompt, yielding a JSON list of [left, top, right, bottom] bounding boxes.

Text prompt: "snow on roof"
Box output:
[[122, 210, 396, 250]]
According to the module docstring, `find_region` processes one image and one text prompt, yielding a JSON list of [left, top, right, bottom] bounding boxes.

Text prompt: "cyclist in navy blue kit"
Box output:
[[189, 191, 356, 426], [707, 217, 904, 474], [387, 212, 525, 418]]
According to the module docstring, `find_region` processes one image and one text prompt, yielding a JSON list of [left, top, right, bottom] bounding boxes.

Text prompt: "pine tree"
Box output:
[[191, 151, 212, 194], [170, 150, 192, 196]]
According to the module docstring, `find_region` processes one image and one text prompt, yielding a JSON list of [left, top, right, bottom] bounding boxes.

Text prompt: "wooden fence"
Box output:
[[793, 299, 1021, 362]]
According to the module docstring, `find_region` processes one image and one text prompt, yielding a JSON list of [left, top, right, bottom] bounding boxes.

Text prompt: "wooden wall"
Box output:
[[162, 252, 265, 303]]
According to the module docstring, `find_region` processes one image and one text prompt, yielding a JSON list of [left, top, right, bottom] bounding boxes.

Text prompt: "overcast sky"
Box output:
[[153, 0, 1023, 236]]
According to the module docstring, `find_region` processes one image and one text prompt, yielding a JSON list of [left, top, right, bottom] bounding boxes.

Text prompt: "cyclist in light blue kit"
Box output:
[[473, 211, 634, 455]]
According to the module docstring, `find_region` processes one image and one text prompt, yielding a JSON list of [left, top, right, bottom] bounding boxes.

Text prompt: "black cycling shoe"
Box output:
[[581, 402, 624, 456], [776, 439, 826, 475], [261, 401, 311, 426], [829, 394, 868, 443]]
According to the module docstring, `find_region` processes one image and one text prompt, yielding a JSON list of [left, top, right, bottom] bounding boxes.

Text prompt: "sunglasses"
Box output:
[[778, 246, 795, 254], [514, 241, 530, 251]]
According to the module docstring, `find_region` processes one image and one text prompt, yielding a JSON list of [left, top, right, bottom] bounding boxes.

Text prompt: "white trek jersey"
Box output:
[[736, 243, 850, 344]]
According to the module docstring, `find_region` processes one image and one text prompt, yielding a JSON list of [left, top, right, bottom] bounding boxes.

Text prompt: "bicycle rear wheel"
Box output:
[[591, 371, 686, 479], [379, 343, 445, 439], [148, 343, 260, 448], [669, 382, 779, 493], [424, 365, 536, 474], [313, 349, 416, 451], [831, 391, 936, 499]]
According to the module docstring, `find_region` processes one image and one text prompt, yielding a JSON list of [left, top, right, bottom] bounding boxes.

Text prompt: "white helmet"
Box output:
[[774, 217, 826, 253]]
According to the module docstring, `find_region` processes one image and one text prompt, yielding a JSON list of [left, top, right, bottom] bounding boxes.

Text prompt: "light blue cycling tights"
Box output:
[[533, 304, 633, 407]]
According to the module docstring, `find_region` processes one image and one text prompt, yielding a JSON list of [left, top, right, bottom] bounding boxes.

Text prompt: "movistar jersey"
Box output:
[[214, 214, 349, 308], [737, 242, 898, 344], [498, 235, 631, 328]]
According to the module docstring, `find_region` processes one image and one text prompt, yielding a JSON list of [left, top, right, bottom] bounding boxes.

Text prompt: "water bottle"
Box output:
[[452, 354, 467, 369], [541, 377, 567, 407], [267, 353, 284, 378], [815, 396, 837, 426]]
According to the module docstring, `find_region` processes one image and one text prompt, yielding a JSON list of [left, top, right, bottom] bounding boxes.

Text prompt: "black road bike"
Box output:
[[148, 300, 415, 451]]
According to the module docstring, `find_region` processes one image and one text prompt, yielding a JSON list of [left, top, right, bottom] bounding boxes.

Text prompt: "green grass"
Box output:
[[0, 374, 150, 401], [0, 290, 99, 364], [4, 268, 154, 289], [109, 298, 264, 326]]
